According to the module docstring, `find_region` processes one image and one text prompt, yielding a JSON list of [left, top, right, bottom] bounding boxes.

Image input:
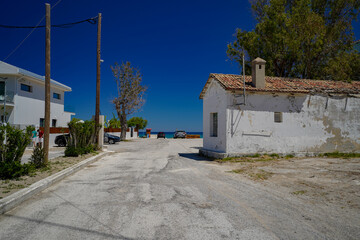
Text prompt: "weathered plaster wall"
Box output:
[[225, 92, 360, 154], [203, 80, 227, 152]]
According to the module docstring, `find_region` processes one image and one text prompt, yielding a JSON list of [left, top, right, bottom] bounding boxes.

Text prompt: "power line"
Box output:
[[52, 0, 63, 9], [3, 15, 45, 61], [2, 0, 63, 61], [0, 16, 98, 29], [1, 0, 90, 61]]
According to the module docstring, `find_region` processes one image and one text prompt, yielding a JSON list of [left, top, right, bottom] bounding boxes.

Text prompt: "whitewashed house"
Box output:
[[0, 61, 74, 127], [200, 58, 360, 158]]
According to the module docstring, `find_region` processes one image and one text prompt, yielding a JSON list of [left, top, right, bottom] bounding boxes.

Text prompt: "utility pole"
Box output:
[[44, 3, 51, 164], [95, 13, 101, 144]]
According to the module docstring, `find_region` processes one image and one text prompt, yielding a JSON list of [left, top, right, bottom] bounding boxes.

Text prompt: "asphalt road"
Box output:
[[0, 139, 358, 239]]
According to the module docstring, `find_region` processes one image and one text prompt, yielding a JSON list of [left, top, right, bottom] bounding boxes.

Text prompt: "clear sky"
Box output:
[[1, 0, 359, 132]]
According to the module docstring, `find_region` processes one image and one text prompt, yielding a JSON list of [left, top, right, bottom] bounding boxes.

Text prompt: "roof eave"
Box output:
[[18, 73, 72, 92]]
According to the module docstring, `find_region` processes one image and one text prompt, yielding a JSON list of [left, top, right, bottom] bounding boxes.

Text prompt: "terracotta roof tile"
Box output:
[[199, 73, 360, 99]]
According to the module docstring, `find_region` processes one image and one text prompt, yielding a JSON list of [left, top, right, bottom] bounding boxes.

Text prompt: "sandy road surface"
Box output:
[[0, 139, 359, 239]]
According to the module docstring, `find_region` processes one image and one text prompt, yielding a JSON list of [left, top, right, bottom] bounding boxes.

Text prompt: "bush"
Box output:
[[29, 145, 46, 168], [65, 119, 99, 157], [0, 125, 34, 179], [0, 161, 34, 179], [64, 146, 80, 157]]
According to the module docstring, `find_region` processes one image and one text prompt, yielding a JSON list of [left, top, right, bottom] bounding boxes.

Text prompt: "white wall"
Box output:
[[13, 76, 72, 127], [224, 93, 360, 154], [202, 80, 227, 152], [105, 128, 138, 139]]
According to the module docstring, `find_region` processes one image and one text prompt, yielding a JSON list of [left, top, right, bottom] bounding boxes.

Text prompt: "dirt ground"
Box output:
[[214, 155, 360, 210], [0, 152, 99, 199]]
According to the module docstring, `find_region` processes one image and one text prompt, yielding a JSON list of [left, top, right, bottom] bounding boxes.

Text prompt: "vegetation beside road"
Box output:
[[0, 125, 34, 179], [0, 152, 99, 199], [65, 118, 99, 157]]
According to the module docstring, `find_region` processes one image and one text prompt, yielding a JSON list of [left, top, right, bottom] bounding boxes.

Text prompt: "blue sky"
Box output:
[[1, 0, 359, 132]]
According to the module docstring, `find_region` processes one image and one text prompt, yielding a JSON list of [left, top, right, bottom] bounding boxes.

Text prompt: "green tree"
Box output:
[[127, 117, 148, 131], [105, 113, 121, 128], [227, 0, 360, 81], [112, 62, 147, 140]]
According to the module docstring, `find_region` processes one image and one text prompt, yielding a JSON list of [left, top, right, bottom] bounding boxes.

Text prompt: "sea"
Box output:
[[138, 132, 203, 139]]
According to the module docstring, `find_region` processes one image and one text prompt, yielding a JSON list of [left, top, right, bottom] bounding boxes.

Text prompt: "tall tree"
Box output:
[[227, 0, 360, 81], [112, 62, 147, 140]]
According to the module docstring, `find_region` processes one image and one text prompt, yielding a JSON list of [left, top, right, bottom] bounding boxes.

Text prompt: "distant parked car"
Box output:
[[157, 132, 166, 139], [55, 133, 121, 146], [104, 133, 121, 144], [174, 130, 186, 139], [55, 134, 70, 147]]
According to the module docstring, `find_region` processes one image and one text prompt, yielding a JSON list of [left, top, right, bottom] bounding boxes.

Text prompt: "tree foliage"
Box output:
[[105, 113, 121, 128], [112, 62, 147, 140], [127, 117, 148, 130], [227, 0, 360, 81]]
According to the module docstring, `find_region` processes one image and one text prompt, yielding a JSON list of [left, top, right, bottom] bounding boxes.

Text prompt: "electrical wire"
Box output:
[[1, 0, 64, 61], [0, 16, 98, 29], [2, 15, 45, 61], [1, 0, 96, 61]]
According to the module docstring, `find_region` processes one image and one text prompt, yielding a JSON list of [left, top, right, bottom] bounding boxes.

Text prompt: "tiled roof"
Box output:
[[199, 73, 360, 99]]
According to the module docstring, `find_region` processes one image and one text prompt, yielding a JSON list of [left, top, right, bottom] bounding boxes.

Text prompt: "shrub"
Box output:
[[65, 119, 99, 157], [64, 146, 79, 157], [0, 125, 34, 179], [0, 161, 34, 179], [29, 145, 46, 168]]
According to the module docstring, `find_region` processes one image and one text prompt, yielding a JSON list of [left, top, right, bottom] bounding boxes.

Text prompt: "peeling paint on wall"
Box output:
[[203, 88, 360, 154]]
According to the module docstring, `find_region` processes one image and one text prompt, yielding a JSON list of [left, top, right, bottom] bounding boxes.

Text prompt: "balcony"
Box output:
[[0, 91, 15, 104]]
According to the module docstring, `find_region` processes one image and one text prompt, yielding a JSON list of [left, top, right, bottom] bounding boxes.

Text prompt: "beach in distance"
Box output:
[[138, 132, 203, 138]]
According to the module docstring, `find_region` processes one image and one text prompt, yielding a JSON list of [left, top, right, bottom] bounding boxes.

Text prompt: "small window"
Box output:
[[40, 118, 45, 127], [210, 113, 218, 137], [53, 93, 61, 99], [52, 119, 57, 127], [259, 65, 262, 69], [21, 83, 32, 92], [274, 112, 283, 123]]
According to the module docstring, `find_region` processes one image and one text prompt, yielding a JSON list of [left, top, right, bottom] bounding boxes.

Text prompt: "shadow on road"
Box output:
[[190, 147, 202, 150], [3, 214, 132, 240], [178, 153, 212, 162]]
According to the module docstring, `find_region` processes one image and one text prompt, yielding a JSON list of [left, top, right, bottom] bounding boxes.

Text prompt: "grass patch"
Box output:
[[285, 154, 294, 159], [5, 183, 25, 190], [231, 169, 246, 174], [249, 170, 273, 180], [217, 155, 278, 163], [319, 152, 360, 159], [292, 190, 307, 195]]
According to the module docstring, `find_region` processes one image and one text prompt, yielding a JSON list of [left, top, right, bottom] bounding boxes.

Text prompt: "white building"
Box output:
[[199, 58, 360, 158], [0, 61, 74, 127]]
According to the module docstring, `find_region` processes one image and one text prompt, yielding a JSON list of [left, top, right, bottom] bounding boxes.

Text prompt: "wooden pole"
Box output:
[[44, 3, 51, 163], [95, 13, 101, 144]]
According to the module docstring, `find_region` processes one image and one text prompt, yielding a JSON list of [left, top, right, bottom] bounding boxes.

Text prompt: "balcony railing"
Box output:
[[0, 91, 15, 104]]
